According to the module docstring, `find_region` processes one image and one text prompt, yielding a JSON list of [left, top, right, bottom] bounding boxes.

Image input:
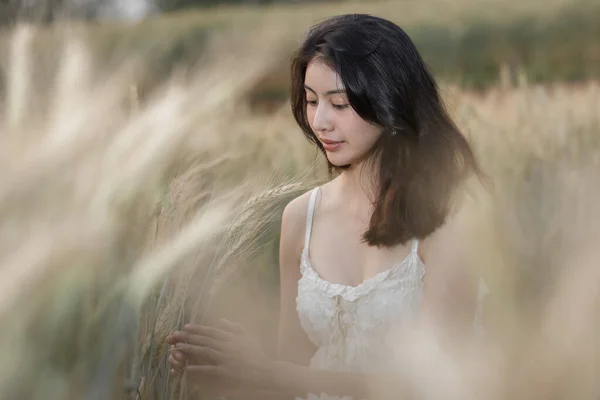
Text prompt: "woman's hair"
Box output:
[[291, 14, 481, 248]]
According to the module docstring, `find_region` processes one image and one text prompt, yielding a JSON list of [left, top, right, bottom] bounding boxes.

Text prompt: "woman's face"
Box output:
[[304, 59, 382, 167]]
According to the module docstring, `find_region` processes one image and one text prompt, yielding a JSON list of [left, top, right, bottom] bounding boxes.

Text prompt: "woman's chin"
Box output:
[[326, 152, 361, 168], [326, 158, 350, 167], [326, 152, 351, 167]]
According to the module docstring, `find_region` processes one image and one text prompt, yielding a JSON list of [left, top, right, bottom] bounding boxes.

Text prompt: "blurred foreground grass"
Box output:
[[1, 0, 598, 104], [0, 5, 599, 400]]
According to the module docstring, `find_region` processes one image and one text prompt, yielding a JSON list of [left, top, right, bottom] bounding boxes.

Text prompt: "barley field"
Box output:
[[0, 2, 599, 399]]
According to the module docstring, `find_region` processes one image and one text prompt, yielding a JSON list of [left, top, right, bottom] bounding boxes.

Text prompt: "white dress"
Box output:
[[295, 187, 486, 400]]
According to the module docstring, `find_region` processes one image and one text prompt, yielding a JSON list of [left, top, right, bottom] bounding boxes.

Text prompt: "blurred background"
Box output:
[[0, 0, 599, 399]]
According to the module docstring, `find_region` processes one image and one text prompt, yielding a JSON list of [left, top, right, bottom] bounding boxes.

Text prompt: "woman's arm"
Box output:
[[277, 194, 318, 366], [419, 200, 480, 339]]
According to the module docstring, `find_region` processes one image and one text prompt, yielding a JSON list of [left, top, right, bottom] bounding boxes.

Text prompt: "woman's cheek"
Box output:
[[306, 108, 316, 130]]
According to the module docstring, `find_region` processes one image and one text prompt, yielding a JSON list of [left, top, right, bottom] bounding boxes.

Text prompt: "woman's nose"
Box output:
[[312, 104, 334, 132]]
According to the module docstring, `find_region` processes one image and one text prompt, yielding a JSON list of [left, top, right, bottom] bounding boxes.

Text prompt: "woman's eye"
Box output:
[[307, 100, 318, 106], [333, 104, 349, 110]]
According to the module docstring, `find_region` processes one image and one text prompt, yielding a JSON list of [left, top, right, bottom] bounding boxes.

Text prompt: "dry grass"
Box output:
[[159, 0, 590, 30], [0, 22, 318, 399], [0, 15, 599, 400], [3, 0, 598, 98]]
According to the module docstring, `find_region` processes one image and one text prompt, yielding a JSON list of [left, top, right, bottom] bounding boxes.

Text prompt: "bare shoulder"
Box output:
[[279, 188, 316, 265]]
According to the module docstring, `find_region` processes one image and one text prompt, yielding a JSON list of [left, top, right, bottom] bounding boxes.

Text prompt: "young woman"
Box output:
[[167, 14, 485, 400]]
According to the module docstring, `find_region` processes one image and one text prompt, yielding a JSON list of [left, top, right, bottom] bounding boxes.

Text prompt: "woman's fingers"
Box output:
[[166, 332, 181, 345], [168, 349, 184, 369], [182, 332, 231, 353], [166, 331, 188, 345], [174, 343, 224, 364], [184, 324, 234, 342], [167, 330, 231, 353], [168, 354, 180, 366], [170, 347, 185, 362], [216, 319, 245, 334]]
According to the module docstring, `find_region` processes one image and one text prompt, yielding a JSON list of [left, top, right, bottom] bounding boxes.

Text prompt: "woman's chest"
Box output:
[[299, 285, 420, 323], [296, 262, 425, 344], [309, 218, 415, 287]]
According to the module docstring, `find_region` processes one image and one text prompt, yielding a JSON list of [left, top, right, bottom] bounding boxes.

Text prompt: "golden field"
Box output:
[[0, 2, 599, 399]]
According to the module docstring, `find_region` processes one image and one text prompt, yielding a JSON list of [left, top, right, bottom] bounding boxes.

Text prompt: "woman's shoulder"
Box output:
[[280, 187, 320, 255], [418, 193, 484, 327], [281, 180, 337, 225], [282, 187, 316, 222], [418, 192, 484, 313]]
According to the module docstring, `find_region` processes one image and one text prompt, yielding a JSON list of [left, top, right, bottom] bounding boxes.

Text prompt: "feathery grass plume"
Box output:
[[144, 165, 325, 397], [86, 27, 299, 400], [5, 25, 33, 133], [204, 171, 323, 297], [0, 17, 294, 400], [138, 87, 326, 394], [453, 84, 600, 399]]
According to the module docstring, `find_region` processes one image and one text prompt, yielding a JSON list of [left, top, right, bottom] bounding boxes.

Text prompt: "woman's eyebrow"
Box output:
[[304, 85, 347, 95]]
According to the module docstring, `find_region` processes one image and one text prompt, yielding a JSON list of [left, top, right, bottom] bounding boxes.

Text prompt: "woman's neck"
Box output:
[[336, 160, 379, 208]]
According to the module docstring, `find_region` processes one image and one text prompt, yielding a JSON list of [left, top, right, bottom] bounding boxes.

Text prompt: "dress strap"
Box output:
[[304, 187, 320, 251], [411, 239, 419, 254]]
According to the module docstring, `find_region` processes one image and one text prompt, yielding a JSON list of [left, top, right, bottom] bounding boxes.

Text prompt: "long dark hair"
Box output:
[[291, 14, 481, 248]]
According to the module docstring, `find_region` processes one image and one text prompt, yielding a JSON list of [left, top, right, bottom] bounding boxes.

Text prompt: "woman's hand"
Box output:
[[166, 319, 279, 392]]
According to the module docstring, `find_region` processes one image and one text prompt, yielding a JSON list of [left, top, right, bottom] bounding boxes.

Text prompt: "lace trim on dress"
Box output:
[[300, 248, 424, 302]]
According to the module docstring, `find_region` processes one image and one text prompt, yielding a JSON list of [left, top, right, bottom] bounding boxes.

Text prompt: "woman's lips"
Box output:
[[321, 138, 343, 152]]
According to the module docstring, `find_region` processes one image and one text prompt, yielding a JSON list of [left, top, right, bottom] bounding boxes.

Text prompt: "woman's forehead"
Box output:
[[305, 60, 345, 93]]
